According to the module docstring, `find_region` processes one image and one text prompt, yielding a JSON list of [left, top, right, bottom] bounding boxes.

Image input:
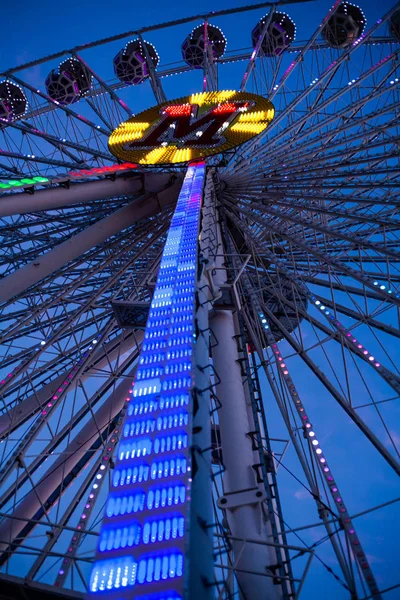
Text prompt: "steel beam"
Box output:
[[0, 172, 179, 217], [0, 183, 180, 303]]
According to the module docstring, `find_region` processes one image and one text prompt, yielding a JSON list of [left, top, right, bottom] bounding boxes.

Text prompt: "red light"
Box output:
[[69, 162, 137, 178], [164, 104, 192, 117], [212, 102, 238, 115]]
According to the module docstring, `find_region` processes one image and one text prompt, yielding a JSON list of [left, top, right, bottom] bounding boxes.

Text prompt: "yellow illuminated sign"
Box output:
[[109, 90, 274, 165]]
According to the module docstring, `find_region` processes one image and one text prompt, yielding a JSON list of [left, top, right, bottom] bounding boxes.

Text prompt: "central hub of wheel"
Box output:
[[108, 90, 274, 164]]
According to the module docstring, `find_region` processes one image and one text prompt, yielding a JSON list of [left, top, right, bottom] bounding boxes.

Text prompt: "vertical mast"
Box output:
[[88, 162, 211, 599]]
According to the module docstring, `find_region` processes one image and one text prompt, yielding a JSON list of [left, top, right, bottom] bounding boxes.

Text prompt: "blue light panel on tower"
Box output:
[[89, 162, 205, 599]]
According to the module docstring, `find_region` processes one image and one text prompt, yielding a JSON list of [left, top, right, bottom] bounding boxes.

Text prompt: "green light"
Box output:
[[0, 176, 50, 191]]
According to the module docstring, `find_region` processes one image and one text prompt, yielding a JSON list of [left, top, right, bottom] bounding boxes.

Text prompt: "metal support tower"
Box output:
[[206, 173, 292, 599]]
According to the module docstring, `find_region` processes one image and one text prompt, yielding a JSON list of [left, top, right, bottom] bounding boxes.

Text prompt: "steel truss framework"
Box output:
[[0, 1, 400, 599]]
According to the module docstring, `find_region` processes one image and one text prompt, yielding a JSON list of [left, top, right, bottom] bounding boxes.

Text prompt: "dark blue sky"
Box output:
[[1, 1, 399, 598]]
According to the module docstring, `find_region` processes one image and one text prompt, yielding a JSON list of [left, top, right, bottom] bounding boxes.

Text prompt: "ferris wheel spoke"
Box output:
[[0, 195, 172, 305], [264, 144, 400, 186], [240, 6, 275, 92], [231, 108, 399, 182], [241, 199, 400, 261], [0, 336, 140, 517], [248, 258, 400, 394], [265, 105, 400, 170], [137, 34, 167, 103], [0, 148, 79, 170], [233, 17, 399, 171], [51, 425, 123, 589], [300, 275, 400, 300], [255, 279, 400, 475], [0, 218, 165, 341], [72, 52, 133, 119], [236, 273, 382, 597], [227, 200, 400, 306], [265, 1, 344, 100], [224, 248, 359, 593], [260, 104, 400, 174], [232, 190, 398, 227], [225, 208, 400, 474], [227, 175, 400, 208], [309, 293, 400, 340], [0, 228, 163, 433], [11, 120, 113, 164], [265, 55, 399, 155], [0, 259, 160, 422], [0, 422, 112, 565], [0, 78, 113, 176], [10, 75, 110, 137], [24, 445, 108, 584], [251, 263, 400, 345]]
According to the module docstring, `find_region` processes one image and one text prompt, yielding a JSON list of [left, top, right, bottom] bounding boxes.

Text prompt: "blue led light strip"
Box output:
[[89, 162, 205, 599]]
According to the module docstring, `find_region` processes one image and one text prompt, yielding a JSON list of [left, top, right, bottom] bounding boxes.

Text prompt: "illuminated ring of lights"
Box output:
[[108, 90, 274, 165]]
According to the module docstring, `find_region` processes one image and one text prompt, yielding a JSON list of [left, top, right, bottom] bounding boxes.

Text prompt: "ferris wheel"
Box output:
[[0, 1, 399, 599]]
